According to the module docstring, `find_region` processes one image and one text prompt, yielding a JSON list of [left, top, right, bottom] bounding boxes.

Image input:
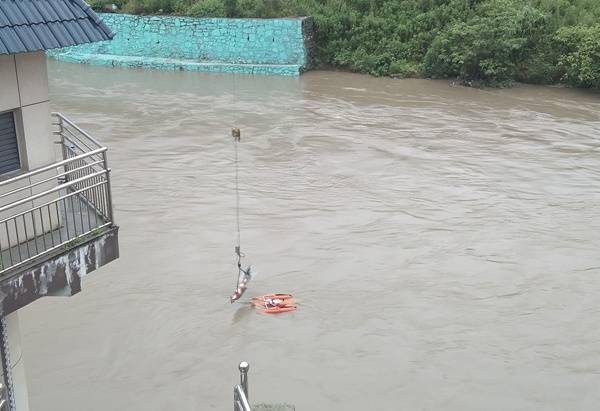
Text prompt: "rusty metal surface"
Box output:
[[0, 226, 119, 316]]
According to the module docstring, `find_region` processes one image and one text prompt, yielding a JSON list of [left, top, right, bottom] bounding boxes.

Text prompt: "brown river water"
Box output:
[[20, 60, 600, 410]]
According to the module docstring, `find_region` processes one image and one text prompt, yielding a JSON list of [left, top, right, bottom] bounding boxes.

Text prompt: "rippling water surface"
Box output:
[[20, 61, 600, 410]]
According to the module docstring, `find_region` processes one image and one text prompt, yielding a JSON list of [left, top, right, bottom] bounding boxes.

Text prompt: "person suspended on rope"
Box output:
[[230, 263, 256, 303]]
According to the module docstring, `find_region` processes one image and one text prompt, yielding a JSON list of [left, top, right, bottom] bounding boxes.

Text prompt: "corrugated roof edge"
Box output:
[[72, 0, 114, 39], [0, 0, 114, 55]]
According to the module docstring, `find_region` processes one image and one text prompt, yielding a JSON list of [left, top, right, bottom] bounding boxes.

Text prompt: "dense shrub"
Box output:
[[423, 1, 547, 85], [89, 0, 127, 11], [187, 0, 226, 16], [119, 0, 177, 13], [554, 25, 600, 88]]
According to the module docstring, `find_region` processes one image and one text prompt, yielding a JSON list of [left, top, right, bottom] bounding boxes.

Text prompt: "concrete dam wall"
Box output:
[[47, 13, 315, 76]]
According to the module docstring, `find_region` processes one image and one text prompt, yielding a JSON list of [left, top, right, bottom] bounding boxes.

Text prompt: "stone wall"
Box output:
[[47, 13, 314, 76]]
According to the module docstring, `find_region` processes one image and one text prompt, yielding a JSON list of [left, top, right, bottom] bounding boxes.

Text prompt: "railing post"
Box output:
[[233, 386, 239, 411], [102, 152, 115, 224], [56, 114, 69, 181], [239, 361, 249, 401], [234, 385, 251, 411]]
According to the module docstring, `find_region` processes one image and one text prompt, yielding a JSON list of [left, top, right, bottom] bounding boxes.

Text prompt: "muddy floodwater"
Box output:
[[20, 61, 600, 410]]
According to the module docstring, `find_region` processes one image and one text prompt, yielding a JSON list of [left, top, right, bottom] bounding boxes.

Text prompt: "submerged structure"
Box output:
[[0, 0, 117, 408]]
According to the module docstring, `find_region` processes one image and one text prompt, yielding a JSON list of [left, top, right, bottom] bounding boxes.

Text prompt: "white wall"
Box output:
[[0, 52, 54, 411], [0, 55, 20, 111], [0, 51, 53, 170], [0, 52, 58, 249]]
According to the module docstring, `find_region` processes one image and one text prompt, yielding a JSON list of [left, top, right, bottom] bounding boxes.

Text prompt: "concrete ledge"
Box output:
[[0, 226, 119, 316], [49, 52, 303, 76]]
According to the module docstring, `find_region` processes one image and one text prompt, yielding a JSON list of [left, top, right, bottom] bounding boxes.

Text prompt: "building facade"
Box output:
[[0, 1, 117, 409]]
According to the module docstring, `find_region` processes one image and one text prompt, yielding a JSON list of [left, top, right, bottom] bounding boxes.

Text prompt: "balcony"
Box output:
[[0, 113, 119, 315]]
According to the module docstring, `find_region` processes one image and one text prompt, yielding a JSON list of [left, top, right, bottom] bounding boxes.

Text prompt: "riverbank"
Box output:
[[89, 0, 600, 89]]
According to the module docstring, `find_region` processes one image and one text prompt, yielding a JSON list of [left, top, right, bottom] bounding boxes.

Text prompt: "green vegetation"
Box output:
[[91, 0, 600, 88]]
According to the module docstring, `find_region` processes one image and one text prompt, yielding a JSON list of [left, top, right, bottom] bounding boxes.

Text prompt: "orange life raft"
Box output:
[[251, 294, 297, 314]]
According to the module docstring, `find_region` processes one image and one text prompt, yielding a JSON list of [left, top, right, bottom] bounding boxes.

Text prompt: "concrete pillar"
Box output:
[[1, 312, 29, 411]]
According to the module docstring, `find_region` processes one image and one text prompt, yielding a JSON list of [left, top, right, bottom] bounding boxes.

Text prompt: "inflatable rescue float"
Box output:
[[251, 294, 297, 314]]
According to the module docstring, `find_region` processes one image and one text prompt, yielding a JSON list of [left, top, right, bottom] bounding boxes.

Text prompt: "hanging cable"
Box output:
[[231, 69, 244, 287], [232, 127, 243, 274], [230, 126, 254, 303], [229, 75, 257, 303]]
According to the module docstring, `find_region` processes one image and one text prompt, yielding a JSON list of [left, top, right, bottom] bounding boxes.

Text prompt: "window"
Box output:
[[0, 111, 21, 175]]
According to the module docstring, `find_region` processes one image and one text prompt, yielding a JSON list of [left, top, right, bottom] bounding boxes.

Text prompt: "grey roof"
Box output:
[[0, 0, 114, 55]]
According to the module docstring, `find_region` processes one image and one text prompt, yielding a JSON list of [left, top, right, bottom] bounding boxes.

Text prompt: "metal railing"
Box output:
[[0, 113, 114, 275], [234, 362, 251, 411]]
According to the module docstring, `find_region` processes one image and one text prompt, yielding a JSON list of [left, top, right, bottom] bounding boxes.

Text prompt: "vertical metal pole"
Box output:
[[84, 189, 92, 233], [47, 205, 55, 247], [102, 153, 115, 224], [77, 195, 85, 235], [91, 185, 99, 228], [22, 215, 31, 258], [55, 201, 63, 244], [69, 196, 78, 236], [239, 361, 249, 402], [12, 220, 22, 264], [233, 386, 239, 411], [4, 225, 13, 268], [62, 199, 70, 239], [30, 211, 39, 255], [57, 115, 68, 177], [0, 317, 16, 411], [39, 209, 47, 252]]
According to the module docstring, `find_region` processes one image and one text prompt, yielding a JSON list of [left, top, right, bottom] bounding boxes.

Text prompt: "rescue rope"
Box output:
[[231, 65, 243, 290], [233, 127, 244, 279], [229, 77, 254, 304]]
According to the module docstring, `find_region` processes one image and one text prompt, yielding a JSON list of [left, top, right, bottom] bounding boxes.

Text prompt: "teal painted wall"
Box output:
[[47, 13, 313, 76]]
